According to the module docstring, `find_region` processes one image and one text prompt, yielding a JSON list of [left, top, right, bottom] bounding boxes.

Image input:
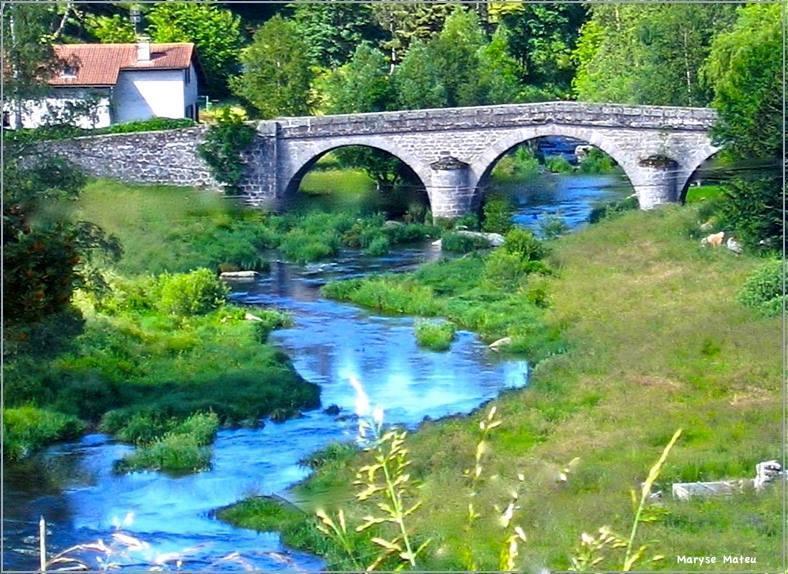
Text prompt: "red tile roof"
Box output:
[[49, 43, 195, 87]]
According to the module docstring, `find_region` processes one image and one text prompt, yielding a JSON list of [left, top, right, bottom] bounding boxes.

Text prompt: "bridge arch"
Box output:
[[279, 137, 433, 204], [468, 125, 642, 208]]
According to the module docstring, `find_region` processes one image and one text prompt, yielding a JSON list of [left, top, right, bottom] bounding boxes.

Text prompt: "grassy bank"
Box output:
[[223, 206, 780, 570]]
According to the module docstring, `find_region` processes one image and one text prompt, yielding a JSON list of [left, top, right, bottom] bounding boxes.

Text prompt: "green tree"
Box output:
[[703, 4, 783, 250], [3, 158, 120, 325], [393, 41, 448, 109], [289, 1, 382, 68], [84, 13, 136, 43], [146, 1, 244, 98], [572, 4, 736, 106], [498, 2, 586, 98], [324, 44, 393, 114], [230, 16, 314, 118], [371, 2, 457, 68], [476, 26, 523, 104], [431, 8, 486, 107]]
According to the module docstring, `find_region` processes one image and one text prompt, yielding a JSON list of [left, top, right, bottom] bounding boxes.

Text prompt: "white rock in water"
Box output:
[[432, 239, 443, 247], [455, 230, 505, 247], [244, 312, 264, 322], [489, 336, 512, 351], [726, 236, 743, 254], [383, 220, 404, 228], [220, 270, 260, 280]]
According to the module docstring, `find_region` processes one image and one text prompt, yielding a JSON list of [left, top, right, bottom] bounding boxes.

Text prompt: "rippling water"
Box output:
[[3, 173, 626, 572]]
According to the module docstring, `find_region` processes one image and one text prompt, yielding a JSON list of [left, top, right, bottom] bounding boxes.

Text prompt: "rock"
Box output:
[[489, 336, 513, 351], [754, 460, 782, 490], [700, 231, 725, 248], [699, 220, 715, 232], [244, 312, 263, 322], [726, 236, 743, 254], [383, 220, 403, 229], [432, 238, 443, 248], [220, 270, 260, 280], [455, 230, 505, 247], [323, 404, 341, 416]]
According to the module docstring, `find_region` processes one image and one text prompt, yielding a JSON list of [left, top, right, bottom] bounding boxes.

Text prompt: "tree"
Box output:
[[84, 13, 136, 43], [476, 26, 523, 104], [2, 3, 66, 127], [572, 4, 736, 106], [230, 16, 314, 118], [3, 158, 120, 325], [289, 1, 382, 68], [393, 41, 448, 109], [498, 2, 586, 98], [324, 44, 393, 114], [146, 1, 244, 98], [371, 2, 456, 68], [703, 3, 783, 250]]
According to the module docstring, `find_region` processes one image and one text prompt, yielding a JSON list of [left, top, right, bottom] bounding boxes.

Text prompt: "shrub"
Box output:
[[589, 195, 639, 223], [503, 228, 545, 261], [545, 155, 574, 173], [539, 215, 569, 240], [482, 194, 514, 234], [441, 232, 491, 253], [364, 235, 391, 256], [115, 432, 212, 473], [483, 249, 533, 290], [279, 229, 340, 263], [4, 406, 85, 461], [578, 148, 617, 174], [197, 108, 256, 191], [299, 442, 358, 469], [251, 309, 294, 342], [6, 117, 196, 146], [414, 320, 456, 351], [157, 269, 229, 316], [737, 259, 784, 317], [492, 145, 541, 180]]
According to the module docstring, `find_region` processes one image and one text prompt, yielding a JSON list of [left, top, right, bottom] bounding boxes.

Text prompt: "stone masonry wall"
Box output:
[[34, 127, 219, 188]]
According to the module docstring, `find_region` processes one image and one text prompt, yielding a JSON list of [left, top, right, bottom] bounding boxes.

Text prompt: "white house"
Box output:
[[5, 41, 201, 129]]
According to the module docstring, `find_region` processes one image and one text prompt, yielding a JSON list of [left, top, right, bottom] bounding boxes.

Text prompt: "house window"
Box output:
[[185, 67, 191, 84], [60, 65, 77, 79]]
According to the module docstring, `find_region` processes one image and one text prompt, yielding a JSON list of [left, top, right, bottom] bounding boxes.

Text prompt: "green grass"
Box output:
[[3, 406, 85, 461], [114, 412, 219, 474], [414, 320, 456, 351], [685, 184, 724, 204], [241, 206, 779, 570]]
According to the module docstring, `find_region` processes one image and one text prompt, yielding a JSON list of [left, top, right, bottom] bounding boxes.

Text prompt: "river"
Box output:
[[3, 173, 630, 572]]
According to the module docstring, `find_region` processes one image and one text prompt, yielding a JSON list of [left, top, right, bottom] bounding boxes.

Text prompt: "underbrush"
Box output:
[[414, 320, 456, 351], [3, 406, 85, 461], [4, 270, 319, 460], [260, 206, 779, 570]]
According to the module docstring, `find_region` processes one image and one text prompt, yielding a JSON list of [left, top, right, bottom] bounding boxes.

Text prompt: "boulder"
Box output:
[[383, 220, 404, 229], [489, 336, 513, 351], [455, 230, 505, 247], [754, 460, 782, 490], [700, 231, 725, 248], [220, 270, 260, 280], [323, 404, 341, 416], [726, 236, 743, 254], [244, 312, 263, 322]]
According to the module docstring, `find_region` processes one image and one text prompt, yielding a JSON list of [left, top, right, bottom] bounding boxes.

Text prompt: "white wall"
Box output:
[[113, 69, 186, 123], [5, 88, 112, 129]]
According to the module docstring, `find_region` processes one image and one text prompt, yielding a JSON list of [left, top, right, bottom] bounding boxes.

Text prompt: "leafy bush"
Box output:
[[364, 235, 391, 256], [197, 108, 256, 191], [4, 406, 85, 461], [492, 145, 541, 180], [299, 442, 358, 469], [578, 148, 618, 174], [545, 155, 574, 173], [157, 269, 229, 316], [589, 195, 639, 223], [483, 249, 534, 290], [279, 229, 341, 263], [482, 194, 514, 234], [251, 308, 294, 342], [115, 432, 212, 473], [414, 320, 456, 351], [538, 215, 569, 240], [441, 232, 491, 253], [503, 228, 546, 261], [737, 259, 784, 317]]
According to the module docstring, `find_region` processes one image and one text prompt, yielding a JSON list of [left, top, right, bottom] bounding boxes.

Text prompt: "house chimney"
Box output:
[[136, 37, 150, 62]]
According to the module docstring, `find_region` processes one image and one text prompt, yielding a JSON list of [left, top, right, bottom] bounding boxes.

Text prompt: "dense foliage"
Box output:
[[196, 109, 256, 190]]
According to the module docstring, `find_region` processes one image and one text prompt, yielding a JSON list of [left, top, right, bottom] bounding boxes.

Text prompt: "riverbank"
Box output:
[[222, 205, 780, 570]]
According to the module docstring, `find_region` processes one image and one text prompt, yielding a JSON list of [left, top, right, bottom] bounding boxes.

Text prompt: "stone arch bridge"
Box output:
[[38, 101, 719, 219]]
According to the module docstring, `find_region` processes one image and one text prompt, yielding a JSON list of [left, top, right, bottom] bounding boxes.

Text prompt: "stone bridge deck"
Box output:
[[33, 101, 720, 218]]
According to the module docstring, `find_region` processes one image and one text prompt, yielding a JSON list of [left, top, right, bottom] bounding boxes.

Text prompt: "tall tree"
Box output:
[[230, 15, 314, 118], [146, 1, 244, 98], [324, 44, 393, 114], [497, 2, 586, 99], [572, 4, 736, 106], [703, 3, 783, 250], [288, 1, 382, 69]]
